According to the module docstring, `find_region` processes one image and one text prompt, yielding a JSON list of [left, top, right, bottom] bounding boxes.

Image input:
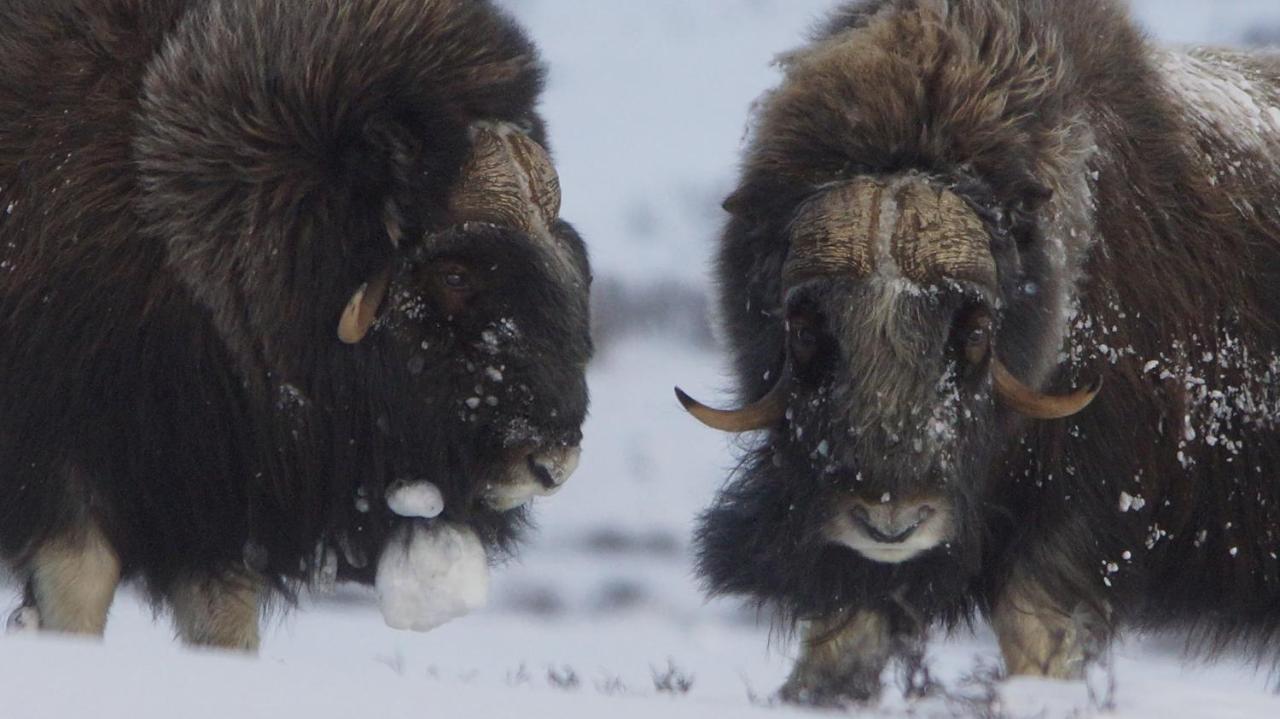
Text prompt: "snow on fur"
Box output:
[[386, 481, 446, 520], [376, 522, 489, 632]]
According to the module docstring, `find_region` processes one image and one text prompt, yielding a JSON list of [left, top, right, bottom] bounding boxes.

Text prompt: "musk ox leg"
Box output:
[[169, 573, 262, 652], [992, 575, 1108, 679], [779, 611, 899, 706], [28, 522, 121, 636]]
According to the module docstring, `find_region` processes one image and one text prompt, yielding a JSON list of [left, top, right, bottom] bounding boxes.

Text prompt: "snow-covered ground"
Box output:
[[5, 1, 1280, 717]]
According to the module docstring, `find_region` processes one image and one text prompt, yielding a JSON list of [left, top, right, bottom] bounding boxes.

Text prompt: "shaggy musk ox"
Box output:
[[679, 0, 1280, 704], [0, 0, 591, 647]]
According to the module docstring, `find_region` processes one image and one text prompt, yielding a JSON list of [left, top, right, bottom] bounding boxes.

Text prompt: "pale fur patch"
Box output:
[[483, 446, 580, 511], [825, 499, 955, 564], [781, 611, 894, 703], [169, 574, 262, 652], [992, 573, 1106, 679], [30, 522, 121, 636], [1159, 50, 1280, 156]]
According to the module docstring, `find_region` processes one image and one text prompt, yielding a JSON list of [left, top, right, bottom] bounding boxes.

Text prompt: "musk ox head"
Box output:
[[684, 173, 1097, 611], [342, 122, 592, 516]]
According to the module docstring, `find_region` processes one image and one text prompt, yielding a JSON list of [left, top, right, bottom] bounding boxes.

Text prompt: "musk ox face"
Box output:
[[340, 123, 592, 518], [374, 221, 591, 513], [682, 174, 1097, 568]]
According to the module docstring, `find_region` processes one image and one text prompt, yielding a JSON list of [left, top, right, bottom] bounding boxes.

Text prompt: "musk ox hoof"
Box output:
[[376, 521, 488, 632], [484, 445, 581, 511], [5, 606, 40, 634], [777, 684, 879, 709], [778, 672, 881, 708]]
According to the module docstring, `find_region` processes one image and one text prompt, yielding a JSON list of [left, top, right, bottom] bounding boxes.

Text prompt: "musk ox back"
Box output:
[[0, 0, 591, 647], [680, 0, 1280, 705]]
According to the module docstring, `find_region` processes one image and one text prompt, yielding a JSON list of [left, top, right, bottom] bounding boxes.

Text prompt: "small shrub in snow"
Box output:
[[547, 665, 581, 692], [652, 659, 695, 696]]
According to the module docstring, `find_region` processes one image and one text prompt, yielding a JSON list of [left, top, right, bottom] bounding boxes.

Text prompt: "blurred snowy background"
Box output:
[[5, 1, 1280, 717]]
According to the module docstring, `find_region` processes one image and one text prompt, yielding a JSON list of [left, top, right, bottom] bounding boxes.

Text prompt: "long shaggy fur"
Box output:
[[698, 0, 1280, 662], [0, 0, 591, 603]]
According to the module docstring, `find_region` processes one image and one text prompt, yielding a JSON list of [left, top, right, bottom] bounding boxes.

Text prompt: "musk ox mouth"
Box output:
[[824, 495, 955, 564]]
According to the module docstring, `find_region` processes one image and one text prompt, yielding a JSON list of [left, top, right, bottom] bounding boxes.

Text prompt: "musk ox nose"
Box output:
[[525, 445, 581, 489], [826, 496, 953, 564], [851, 502, 936, 544], [484, 444, 582, 512]]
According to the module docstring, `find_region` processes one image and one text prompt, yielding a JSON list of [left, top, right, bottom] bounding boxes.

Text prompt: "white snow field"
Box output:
[[4, 1, 1280, 717]]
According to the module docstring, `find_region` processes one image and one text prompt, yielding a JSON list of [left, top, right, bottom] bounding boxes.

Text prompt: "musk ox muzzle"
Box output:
[[677, 176, 1100, 433]]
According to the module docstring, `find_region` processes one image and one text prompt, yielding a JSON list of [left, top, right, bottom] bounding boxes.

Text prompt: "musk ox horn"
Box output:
[[675, 363, 792, 433], [338, 266, 393, 344], [991, 359, 1101, 420], [449, 122, 561, 235], [783, 178, 997, 289]]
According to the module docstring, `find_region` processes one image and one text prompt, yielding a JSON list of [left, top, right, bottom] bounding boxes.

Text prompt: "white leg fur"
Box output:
[[993, 574, 1105, 679], [29, 522, 121, 636], [169, 574, 262, 652], [780, 611, 894, 704]]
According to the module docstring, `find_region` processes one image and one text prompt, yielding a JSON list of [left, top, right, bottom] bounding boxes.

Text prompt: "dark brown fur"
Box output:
[[0, 0, 591, 634], [697, 0, 1280, 703]]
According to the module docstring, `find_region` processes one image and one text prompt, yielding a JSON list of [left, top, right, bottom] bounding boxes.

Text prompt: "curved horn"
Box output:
[[449, 123, 561, 234], [675, 363, 792, 433], [991, 359, 1101, 420], [338, 267, 393, 344]]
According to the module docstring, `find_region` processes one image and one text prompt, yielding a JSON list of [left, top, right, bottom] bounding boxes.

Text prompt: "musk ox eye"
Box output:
[[436, 262, 474, 293], [965, 327, 990, 365], [956, 309, 993, 367], [787, 316, 821, 366], [428, 261, 479, 315], [966, 326, 988, 347]]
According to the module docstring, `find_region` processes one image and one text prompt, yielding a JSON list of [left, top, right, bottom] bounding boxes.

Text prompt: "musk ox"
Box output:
[[678, 0, 1280, 704], [0, 0, 591, 648]]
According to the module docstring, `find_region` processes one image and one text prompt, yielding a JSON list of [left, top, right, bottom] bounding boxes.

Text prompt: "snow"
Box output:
[[375, 523, 489, 632], [4, 607, 37, 635], [4, 1, 1280, 717], [386, 481, 445, 520], [1158, 50, 1280, 154]]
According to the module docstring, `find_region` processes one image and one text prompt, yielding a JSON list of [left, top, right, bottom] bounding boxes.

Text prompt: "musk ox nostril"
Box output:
[[527, 455, 555, 489], [854, 516, 919, 544], [850, 502, 936, 544], [527, 446, 581, 489]]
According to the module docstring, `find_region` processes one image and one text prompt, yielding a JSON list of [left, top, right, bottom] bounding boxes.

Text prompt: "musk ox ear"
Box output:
[[722, 178, 808, 221], [338, 266, 393, 345], [722, 188, 751, 216]]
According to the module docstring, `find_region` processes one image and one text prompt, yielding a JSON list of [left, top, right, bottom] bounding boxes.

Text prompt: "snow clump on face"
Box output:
[[386, 480, 445, 520], [376, 522, 489, 632]]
